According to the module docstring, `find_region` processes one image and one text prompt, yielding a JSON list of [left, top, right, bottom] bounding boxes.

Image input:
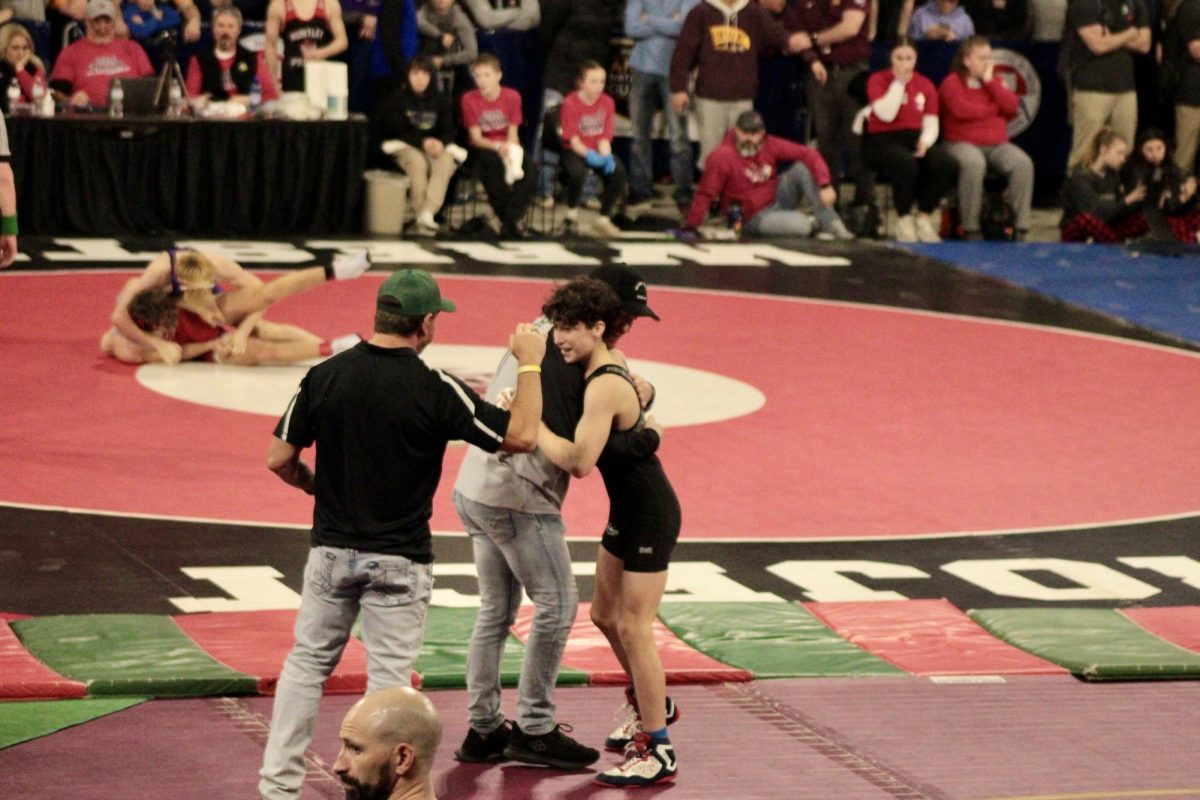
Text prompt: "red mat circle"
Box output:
[[3, 270, 1200, 540]]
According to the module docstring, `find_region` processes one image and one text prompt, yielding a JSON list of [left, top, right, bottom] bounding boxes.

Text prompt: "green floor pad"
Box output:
[[413, 607, 589, 689], [970, 608, 1200, 680], [12, 615, 259, 697], [658, 602, 905, 678], [0, 697, 147, 750]]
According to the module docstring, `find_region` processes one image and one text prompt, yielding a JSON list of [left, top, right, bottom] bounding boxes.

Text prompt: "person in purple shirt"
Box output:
[[908, 0, 975, 41]]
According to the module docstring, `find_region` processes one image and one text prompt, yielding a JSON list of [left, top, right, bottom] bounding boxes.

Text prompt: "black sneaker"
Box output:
[[503, 722, 600, 770], [454, 720, 512, 763]]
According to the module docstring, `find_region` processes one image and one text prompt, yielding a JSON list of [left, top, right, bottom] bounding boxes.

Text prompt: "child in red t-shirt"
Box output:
[[461, 52, 538, 238], [557, 60, 627, 237]]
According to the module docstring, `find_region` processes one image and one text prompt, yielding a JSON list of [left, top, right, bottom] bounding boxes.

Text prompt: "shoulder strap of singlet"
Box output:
[[585, 363, 635, 389]]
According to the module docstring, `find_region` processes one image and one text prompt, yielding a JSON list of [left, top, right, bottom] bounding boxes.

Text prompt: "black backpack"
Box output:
[[981, 193, 1017, 241]]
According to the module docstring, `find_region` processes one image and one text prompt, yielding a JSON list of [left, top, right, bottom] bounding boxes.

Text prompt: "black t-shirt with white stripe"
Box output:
[[275, 341, 510, 562]]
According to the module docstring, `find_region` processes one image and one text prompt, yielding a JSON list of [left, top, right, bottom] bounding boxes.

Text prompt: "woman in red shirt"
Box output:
[[938, 36, 1035, 241], [0, 24, 47, 109], [861, 38, 958, 242], [559, 60, 627, 238]]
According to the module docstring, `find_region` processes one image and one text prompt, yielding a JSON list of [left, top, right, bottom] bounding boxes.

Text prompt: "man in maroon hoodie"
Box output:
[[682, 110, 854, 238], [669, 0, 809, 168]]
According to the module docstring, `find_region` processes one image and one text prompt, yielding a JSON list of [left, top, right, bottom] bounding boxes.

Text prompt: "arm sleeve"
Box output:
[[918, 114, 939, 149], [441, 8, 478, 66], [463, 0, 520, 29], [274, 380, 315, 448], [558, 96, 579, 141], [437, 371, 511, 453], [416, 9, 440, 38], [687, 159, 723, 228], [603, 95, 614, 142], [185, 55, 201, 97], [624, 0, 654, 39], [985, 76, 1020, 119], [775, 138, 832, 186], [669, 9, 700, 93], [870, 78, 905, 122]]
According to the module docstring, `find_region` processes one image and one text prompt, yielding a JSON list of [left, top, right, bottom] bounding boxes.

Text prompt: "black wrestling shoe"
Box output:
[[454, 720, 512, 763], [503, 722, 600, 770]]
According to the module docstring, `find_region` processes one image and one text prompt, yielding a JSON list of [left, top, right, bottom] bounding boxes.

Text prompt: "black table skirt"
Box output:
[[9, 115, 369, 236]]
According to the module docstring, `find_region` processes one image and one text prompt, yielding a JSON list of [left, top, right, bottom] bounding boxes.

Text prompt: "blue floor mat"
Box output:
[[903, 242, 1200, 346]]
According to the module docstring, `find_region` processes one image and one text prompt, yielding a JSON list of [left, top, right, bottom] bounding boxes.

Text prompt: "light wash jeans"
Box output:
[[259, 545, 433, 800], [454, 491, 578, 736], [628, 68, 694, 206], [745, 162, 838, 238]]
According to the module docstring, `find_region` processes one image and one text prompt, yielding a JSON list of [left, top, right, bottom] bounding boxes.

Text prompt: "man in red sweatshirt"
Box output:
[[682, 110, 854, 238]]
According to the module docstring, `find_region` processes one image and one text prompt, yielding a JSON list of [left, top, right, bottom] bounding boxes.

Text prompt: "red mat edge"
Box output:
[[0, 619, 88, 700], [1120, 606, 1200, 653]]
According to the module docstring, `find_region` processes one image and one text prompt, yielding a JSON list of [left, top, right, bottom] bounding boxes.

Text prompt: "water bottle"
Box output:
[[6, 79, 20, 115], [726, 202, 743, 237], [108, 78, 124, 118], [40, 85, 54, 117], [248, 76, 262, 114], [30, 80, 44, 117], [168, 80, 184, 117]]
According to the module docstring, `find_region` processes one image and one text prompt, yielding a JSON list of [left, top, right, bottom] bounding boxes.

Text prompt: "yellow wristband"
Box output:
[[517, 365, 541, 375]]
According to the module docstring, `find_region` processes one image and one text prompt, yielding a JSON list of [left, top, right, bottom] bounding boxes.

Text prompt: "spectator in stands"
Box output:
[[873, 0, 913, 44], [49, 0, 153, 109], [417, 0, 477, 72], [1062, 0, 1150, 169], [462, 0, 538, 31], [185, 6, 278, 104], [462, 52, 538, 238], [861, 37, 959, 242], [669, 0, 807, 169], [0, 23, 48, 107], [938, 35, 1034, 240], [122, 0, 182, 46], [1060, 127, 1149, 242], [559, 60, 626, 237], [1, 1, 40, 22], [1166, 0, 1200, 174], [683, 109, 854, 239], [1123, 127, 1200, 241], [375, 55, 460, 236], [907, 0, 975, 40], [264, 0, 349, 92], [537, 0, 621, 204], [1030, 0, 1067, 40], [962, 0, 1031, 39], [767, 0, 872, 206], [341, 0, 379, 40], [624, 0, 699, 210]]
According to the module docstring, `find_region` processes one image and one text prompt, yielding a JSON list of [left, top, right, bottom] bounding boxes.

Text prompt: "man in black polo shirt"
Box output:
[[1063, 0, 1150, 168], [258, 269, 545, 800], [768, 0, 872, 203]]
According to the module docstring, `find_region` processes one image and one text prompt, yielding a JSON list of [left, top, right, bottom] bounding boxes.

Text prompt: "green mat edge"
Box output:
[[0, 697, 149, 750]]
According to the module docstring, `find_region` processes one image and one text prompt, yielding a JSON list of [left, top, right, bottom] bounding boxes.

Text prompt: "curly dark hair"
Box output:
[[128, 287, 179, 333], [541, 277, 621, 333]]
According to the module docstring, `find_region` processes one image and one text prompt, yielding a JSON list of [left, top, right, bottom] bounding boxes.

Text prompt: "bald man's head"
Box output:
[[333, 687, 443, 800]]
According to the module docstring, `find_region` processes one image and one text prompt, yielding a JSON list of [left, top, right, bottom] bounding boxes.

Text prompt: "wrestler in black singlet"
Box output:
[[586, 364, 681, 573]]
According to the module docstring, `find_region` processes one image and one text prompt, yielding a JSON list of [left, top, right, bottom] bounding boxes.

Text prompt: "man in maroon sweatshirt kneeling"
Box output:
[[682, 111, 854, 240]]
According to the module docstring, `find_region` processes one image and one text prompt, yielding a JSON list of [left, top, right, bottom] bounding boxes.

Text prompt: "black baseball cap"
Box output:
[[590, 266, 660, 321]]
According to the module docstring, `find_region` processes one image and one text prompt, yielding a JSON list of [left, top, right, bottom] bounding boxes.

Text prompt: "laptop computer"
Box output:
[[118, 76, 167, 115]]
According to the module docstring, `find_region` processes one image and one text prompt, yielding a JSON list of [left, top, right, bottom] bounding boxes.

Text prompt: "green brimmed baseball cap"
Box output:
[[377, 270, 457, 314]]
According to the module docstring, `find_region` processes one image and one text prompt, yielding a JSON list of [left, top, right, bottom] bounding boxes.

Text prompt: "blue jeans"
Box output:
[[454, 491, 578, 736], [259, 546, 433, 799], [628, 69, 694, 205], [745, 162, 837, 238]]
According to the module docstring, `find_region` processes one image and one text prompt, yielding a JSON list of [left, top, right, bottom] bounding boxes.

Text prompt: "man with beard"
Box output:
[[682, 110, 853, 239], [185, 6, 278, 104], [333, 687, 442, 800]]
